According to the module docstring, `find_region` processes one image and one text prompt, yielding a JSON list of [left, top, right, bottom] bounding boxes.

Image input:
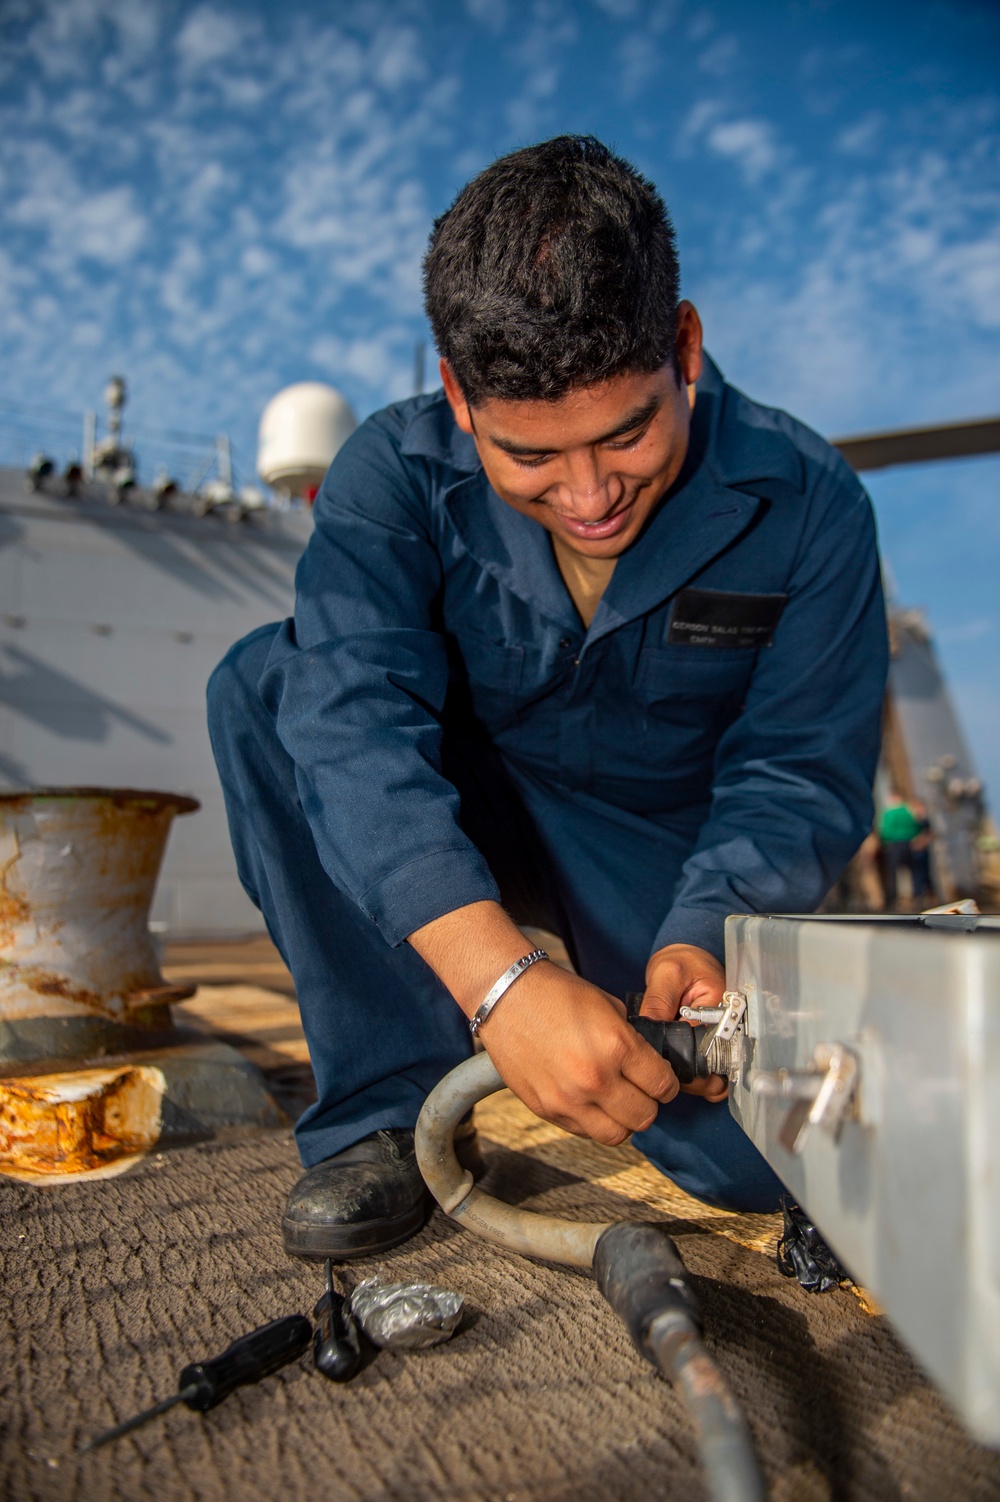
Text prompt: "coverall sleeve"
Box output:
[[257, 412, 501, 946], [650, 464, 888, 964]]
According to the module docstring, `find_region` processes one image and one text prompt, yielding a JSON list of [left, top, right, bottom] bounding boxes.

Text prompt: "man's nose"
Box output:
[[557, 458, 624, 519]]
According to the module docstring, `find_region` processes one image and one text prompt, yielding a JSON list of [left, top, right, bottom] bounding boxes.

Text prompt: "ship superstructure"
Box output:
[[1, 382, 996, 933], [0, 460, 309, 934]]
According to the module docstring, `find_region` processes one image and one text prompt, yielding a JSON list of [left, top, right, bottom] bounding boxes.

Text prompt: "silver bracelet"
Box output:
[[469, 949, 548, 1037]]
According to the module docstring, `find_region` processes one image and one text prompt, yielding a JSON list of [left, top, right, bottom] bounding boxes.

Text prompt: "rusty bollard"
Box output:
[[0, 788, 283, 1181], [0, 788, 198, 1037]]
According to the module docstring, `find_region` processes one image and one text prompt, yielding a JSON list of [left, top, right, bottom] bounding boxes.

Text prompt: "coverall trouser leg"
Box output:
[[208, 622, 785, 1214]]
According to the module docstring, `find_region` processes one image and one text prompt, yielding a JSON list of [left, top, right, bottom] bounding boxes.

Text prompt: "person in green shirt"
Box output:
[[878, 791, 922, 907]]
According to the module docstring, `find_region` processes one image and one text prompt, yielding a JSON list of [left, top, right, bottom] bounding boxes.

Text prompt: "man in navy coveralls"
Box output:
[[208, 136, 887, 1258]]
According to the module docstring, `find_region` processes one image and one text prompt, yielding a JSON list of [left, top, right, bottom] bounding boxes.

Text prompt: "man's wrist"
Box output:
[[407, 900, 535, 1018], [469, 948, 549, 1036]]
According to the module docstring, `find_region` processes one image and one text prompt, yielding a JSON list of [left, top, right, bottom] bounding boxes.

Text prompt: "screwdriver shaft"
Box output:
[[80, 1384, 198, 1453], [78, 1314, 312, 1454]]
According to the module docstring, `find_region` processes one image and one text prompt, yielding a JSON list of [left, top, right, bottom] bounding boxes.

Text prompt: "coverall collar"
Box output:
[[404, 355, 805, 646]]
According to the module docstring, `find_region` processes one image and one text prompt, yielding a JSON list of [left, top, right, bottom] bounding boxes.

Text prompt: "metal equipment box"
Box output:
[[726, 913, 1000, 1445]]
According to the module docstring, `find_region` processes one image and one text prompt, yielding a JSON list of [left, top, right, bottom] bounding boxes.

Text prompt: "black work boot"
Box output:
[[282, 1122, 482, 1260]]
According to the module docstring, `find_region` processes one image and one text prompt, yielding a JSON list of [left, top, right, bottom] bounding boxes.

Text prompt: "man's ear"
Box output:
[[675, 301, 704, 390], [439, 359, 475, 435]]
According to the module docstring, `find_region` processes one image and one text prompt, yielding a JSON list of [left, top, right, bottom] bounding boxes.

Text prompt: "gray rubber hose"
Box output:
[[414, 1049, 609, 1266], [415, 1050, 766, 1502]]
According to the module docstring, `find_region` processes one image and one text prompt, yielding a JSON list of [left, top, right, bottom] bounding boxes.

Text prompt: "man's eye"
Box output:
[[512, 453, 552, 469], [605, 427, 648, 451]]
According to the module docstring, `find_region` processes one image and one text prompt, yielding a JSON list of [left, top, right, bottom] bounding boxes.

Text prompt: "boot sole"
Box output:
[[281, 1193, 430, 1261]]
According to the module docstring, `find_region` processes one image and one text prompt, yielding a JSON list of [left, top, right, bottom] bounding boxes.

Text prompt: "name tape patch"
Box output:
[[668, 588, 787, 650]]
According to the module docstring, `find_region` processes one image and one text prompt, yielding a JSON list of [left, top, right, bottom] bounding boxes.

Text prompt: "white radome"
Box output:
[[257, 382, 357, 499]]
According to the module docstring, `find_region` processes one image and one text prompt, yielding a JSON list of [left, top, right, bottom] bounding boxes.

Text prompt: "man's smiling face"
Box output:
[[441, 301, 703, 559]]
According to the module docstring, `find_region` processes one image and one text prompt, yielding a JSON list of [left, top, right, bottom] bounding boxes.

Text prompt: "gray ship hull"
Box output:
[[0, 467, 309, 936]]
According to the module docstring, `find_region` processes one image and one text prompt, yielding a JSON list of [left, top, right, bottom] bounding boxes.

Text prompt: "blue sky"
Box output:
[[0, 0, 998, 795]]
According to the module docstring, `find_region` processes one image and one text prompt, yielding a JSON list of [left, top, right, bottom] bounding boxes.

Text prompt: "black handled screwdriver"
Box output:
[[313, 1259, 363, 1382], [80, 1313, 313, 1453]]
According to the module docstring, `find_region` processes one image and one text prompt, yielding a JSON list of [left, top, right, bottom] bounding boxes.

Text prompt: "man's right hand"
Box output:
[[476, 961, 678, 1145], [407, 900, 678, 1145]]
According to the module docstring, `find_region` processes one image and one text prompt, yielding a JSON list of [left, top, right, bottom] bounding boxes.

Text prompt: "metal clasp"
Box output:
[[680, 992, 749, 1082], [751, 1042, 859, 1154], [679, 990, 746, 1035]]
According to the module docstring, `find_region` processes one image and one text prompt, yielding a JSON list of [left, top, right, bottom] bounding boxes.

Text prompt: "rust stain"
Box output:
[[0, 884, 29, 927], [0, 794, 33, 816], [30, 972, 105, 1006], [0, 886, 30, 948], [18, 967, 121, 1019], [0, 787, 200, 816], [0, 1066, 163, 1174], [0, 833, 30, 951], [13, 968, 187, 1024]]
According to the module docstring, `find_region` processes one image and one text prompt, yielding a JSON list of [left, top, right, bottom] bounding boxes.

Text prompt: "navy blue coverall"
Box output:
[[208, 355, 888, 1212]]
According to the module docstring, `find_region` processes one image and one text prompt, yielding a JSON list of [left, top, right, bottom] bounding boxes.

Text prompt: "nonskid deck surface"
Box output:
[[163, 936, 318, 1120], [2, 940, 997, 1501]]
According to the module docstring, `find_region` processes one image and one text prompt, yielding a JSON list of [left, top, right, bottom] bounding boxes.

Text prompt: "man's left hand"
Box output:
[[641, 943, 729, 1101]]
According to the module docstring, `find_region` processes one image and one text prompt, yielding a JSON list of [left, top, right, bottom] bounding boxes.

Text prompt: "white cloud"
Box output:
[[678, 97, 723, 147], [177, 160, 234, 220], [71, 320, 103, 348], [836, 112, 884, 156], [6, 0, 159, 92], [617, 31, 656, 99], [240, 245, 275, 278], [503, 2, 578, 139], [680, 101, 783, 182], [72, 185, 148, 261], [8, 149, 147, 268], [932, 235, 1000, 329], [615, 5, 681, 102], [310, 328, 414, 394], [704, 118, 779, 182], [464, 0, 508, 30], [158, 241, 207, 325], [111, 0, 160, 60], [373, 24, 427, 89], [214, 71, 268, 109], [273, 133, 430, 309], [175, 5, 257, 71]]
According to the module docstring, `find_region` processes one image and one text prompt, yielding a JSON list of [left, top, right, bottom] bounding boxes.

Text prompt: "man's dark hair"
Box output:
[[423, 135, 680, 405]]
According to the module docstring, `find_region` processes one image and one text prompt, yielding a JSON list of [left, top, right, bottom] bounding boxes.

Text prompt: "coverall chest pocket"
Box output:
[[635, 646, 754, 706], [453, 630, 524, 729]]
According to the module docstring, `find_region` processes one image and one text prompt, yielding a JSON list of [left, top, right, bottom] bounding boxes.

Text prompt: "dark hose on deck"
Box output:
[[416, 1055, 766, 1502], [593, 1221, 765, 1502], [648, 1316, 765, 1502]]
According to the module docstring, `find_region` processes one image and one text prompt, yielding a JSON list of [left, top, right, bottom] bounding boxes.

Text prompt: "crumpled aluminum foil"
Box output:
[[349, 1277, 464, 1350]]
